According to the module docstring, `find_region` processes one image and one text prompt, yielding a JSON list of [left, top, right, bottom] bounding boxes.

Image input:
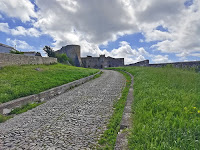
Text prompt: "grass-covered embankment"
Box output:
[[0, 64, 98, 103], [98, 71, 131, 149], [113, 66, 200, 149]]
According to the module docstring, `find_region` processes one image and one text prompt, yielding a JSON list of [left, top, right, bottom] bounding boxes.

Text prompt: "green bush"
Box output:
[[43, 46, 74, 65], [55, 53, 74, 65], [56, 53, 69, 64], [10, 49, 24, 54], [43, 46, 56, 57]]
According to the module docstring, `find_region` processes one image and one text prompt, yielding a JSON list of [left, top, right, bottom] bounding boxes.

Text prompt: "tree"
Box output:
[[43, 46, 56, 57], [43, 46, 74, 65]]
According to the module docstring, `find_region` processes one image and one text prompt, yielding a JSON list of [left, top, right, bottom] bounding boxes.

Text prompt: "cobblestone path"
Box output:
[[0, 70, 125, 150]]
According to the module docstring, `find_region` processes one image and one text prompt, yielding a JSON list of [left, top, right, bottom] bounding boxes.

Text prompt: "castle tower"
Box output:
[[56, 45, 82, 67]]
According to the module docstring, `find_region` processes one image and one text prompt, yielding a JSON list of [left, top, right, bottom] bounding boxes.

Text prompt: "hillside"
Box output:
[[0, 64, 98, 103], [112, 66, 200, 149]]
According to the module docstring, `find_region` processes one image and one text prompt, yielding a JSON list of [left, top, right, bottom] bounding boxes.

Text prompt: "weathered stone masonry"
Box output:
[[0, 53, 57, 67], [56, 45, 124, 68], [127, 59, 200, 70], [55, 45, 82, 67], [82, 55, 124, 69]]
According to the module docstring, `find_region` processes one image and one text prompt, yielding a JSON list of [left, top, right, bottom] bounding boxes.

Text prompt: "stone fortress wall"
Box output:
[[57, 45, 124, 68], [82, 55, 124, 69], [0, 53, 57, 67], [55, 45, 82, 67], [127, 59, 200, 70], [126, 60, 149, 67]]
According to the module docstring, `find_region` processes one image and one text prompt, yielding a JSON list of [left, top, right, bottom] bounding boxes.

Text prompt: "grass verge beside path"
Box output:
[[0, 102, 43, 123], [113, 66, 200, 149], [98, 71, 131, 150], [9, 102, 44, 115], [0, 64, 98, 103], [0, 114, 11, 123]]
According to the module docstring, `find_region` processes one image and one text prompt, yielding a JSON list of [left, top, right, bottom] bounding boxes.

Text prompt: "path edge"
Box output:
[[114, 71, 134, 150]]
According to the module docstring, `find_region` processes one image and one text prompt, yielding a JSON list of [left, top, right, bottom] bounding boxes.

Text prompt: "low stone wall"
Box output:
[[127, 60, 149, 67], [0, 53, 57, 67], [149, 61, 200, 69], [127, 60, 200, 70], [0, 71, 101, 114]]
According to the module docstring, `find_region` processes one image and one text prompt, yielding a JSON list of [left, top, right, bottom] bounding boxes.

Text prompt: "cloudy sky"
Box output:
[[0, 0, 200, 64]]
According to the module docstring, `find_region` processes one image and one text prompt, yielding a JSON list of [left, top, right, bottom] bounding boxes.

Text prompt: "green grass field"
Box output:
[[0, 64, 98, 103], [112, 66, 200, 149]]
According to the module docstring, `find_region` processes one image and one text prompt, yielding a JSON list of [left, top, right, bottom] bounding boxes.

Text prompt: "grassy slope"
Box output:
[[0, 64, 98, 103], [113, 67, 200, 149]]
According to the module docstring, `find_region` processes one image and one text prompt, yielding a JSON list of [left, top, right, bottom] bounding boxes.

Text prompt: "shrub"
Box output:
[[10, 49, 24, 54], [55, 53, 74, 65], [43, 46, 56, 57], [43, 46, 74, 65]]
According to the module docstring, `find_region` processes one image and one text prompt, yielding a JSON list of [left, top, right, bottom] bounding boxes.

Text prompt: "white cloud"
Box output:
[[137, 0, 200, 57], [11, 26, 40, 37], [34, 0, 138, 47], [138, 47, 149, 55], [190, 53, 200, 57], [6, 38, 33, 50], [0, 23, 9, 33], [132, 0, 184, 23], [151, 55, 171, 63], [0, 0, 37, 22], [176, 52, 200, 60], [144, 30, 173, 42], [1, 0, 200, 62], [32, 0, 200, 61], [139, 39, 144, 43], [0, 23, 40, 37], [101, 41, 148, 64]]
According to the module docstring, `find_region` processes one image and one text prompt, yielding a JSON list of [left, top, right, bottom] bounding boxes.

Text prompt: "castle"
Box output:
[[56, 45, 124, 68]]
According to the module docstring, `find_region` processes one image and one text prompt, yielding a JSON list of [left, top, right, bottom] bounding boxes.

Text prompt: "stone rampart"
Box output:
[[127, 60, 149, 66], [0, 53, 57, 67], [127, 60, 200, 70], [56, 45, 82, 67], [149, 61, 200, 69], [82, 55, 124, 68]]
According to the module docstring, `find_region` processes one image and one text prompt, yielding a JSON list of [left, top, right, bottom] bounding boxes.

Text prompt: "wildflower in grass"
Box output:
[[193, 107, 197, 109], [184, 107, 187, 110], [198, 110, 200, 114]]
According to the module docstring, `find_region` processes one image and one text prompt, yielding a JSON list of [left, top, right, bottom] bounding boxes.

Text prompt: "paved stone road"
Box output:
[[0, 70, 125, 150]]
